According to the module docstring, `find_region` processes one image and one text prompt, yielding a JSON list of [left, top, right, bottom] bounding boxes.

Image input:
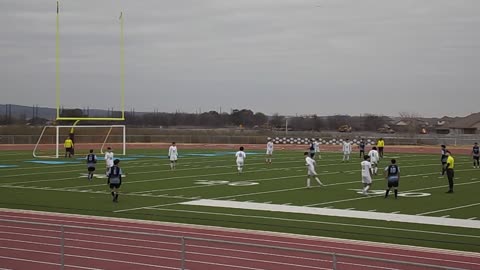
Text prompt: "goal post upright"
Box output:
[[37, 2, 127, 159]]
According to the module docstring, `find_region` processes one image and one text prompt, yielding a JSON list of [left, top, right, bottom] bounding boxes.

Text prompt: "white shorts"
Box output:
[[371, 160, 378, 166], [343, 151, 351, 155], [236, 160, 244, 167], [362, 175, 372, 184], [266, 150, 273, 155], [106, 161, 113, 168], [307, 169, 318, 176], [170, 155, 178, 161]]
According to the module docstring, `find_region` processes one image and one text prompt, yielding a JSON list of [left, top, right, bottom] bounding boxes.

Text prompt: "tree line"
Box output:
[[1, 107, 392, 132]]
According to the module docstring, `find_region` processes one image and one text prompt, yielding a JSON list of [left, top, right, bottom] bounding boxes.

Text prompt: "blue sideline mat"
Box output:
[[26, 161, 81, 165], [0, 165, 18, 168]]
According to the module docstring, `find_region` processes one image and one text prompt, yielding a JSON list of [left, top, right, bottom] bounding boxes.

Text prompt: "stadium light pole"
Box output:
[[285, 117, 289, 135]]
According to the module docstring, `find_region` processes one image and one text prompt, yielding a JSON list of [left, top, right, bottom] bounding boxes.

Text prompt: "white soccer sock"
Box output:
[[374, 167, 378, 174], [315, 177, 323, 185], [364, 185, 370, 192], [307, 178, 311, 187], [170, 163, 174, 169]]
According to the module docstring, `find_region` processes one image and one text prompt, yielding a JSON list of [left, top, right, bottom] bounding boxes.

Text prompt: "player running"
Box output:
[[440, 145, 448, 175], [104, 147, 114, 174], [472, 142, 479, 168], [358, 139, 366, 158], [168, 142, 178, 170], [266, 138, 274, 164], [361, 155, 373, 195], [107, 159, 122, 203], [314, 139, 321, 159], [368, 146, 380, 175], [304, 152, 324, 188], [236, 146, 246, 173], [86, 149, 97, 181], [308, 139, 316, 158], [384, 159, 400, 199], [342, 139, 352, 162]]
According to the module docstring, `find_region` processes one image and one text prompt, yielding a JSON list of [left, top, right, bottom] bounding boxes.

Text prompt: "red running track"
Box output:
[[0, 209, 479, 270]]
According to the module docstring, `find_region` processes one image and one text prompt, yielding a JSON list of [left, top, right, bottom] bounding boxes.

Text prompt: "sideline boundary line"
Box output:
[[180, 199, 480, 229]]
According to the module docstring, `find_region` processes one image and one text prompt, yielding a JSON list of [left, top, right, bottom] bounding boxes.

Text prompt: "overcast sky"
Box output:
[[1, 0, 479, 117]]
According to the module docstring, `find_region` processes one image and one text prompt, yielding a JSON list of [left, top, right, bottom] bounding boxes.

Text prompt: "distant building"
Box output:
[[435, 113, 480, 134]]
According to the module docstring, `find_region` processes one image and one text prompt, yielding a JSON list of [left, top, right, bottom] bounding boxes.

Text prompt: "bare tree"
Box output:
[[399, 112, 422, 135]]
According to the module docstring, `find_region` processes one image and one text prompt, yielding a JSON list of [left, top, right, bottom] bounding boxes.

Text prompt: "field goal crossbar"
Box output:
[[33, 125, 126, 158]]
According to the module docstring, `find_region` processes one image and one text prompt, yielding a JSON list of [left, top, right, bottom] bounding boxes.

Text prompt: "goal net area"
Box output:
[[33, 125, 126, 158]]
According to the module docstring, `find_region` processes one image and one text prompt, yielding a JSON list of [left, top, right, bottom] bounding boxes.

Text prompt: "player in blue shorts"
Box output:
[[107, 159, 122, 202], [472, 142, 479, 168], [86, 149, 97, 180], [384, 159, 400, 199]]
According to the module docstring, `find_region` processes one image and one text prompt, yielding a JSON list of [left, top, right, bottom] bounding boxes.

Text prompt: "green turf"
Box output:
[[0, 149, 479, 252]]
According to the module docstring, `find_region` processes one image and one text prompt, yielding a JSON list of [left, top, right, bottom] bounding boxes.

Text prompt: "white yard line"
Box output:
[[418, 202, 480, 216]]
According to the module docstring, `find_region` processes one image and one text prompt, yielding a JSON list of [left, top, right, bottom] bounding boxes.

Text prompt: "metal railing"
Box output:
[[1, 134, 480, 146], [0, 218, 471, 270]]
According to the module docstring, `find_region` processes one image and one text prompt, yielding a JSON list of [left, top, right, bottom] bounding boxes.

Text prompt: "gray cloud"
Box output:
[[1, 0, 479, 117]]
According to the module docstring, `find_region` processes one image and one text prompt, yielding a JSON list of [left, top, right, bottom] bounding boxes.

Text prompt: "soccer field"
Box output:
[[0, 148, 479, 253]]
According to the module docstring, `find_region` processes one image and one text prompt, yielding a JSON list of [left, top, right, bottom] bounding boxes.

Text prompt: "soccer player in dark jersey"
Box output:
[[86, 149, 97, 180], [308, 139, 315, 158], [359, 139, 366, 158], [107, 159, 122, 202], [440, 145, 448, 175], [472, 142, 479, 168], [384, 159, 400, 199]]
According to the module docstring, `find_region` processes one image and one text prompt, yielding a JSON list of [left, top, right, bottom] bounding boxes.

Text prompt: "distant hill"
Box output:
[[0, 104, 56, 120], [0, 104, 124, 120]]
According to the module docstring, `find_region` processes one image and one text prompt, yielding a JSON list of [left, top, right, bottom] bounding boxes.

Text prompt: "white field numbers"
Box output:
[[351, 189, 431, 198], [195, 180, 259, 187]]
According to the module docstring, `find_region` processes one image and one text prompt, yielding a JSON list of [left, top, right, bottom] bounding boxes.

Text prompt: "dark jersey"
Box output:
[[86, 154, 97, 164], [108, 166, 122, 184], [386, 165, 399, 177], [473, 146, 479, 156], [359, 142, 365, 150]]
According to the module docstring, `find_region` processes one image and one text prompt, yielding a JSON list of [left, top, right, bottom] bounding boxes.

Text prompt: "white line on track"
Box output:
[[0, 256, 102, 270], [2, 208, 479, 264]]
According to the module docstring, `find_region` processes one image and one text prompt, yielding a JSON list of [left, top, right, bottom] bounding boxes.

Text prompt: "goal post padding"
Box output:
[[33, 125, 126, 158]]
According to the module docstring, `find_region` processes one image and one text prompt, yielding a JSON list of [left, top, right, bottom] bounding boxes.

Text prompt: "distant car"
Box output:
[[338, 125, 352, 132]]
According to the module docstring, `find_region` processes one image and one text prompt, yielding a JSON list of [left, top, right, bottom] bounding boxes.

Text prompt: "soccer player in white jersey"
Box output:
[[314, 139, 321, 159], [368, 146, 380, 175], [342, 139, 352, 162], [168, 142, 178, 170], [104, 147, 114, 173], [304, 152, 324, 188], [236, 146, 246, 173], [266, 138, 274, 164], [361, 155, 373, 195]]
